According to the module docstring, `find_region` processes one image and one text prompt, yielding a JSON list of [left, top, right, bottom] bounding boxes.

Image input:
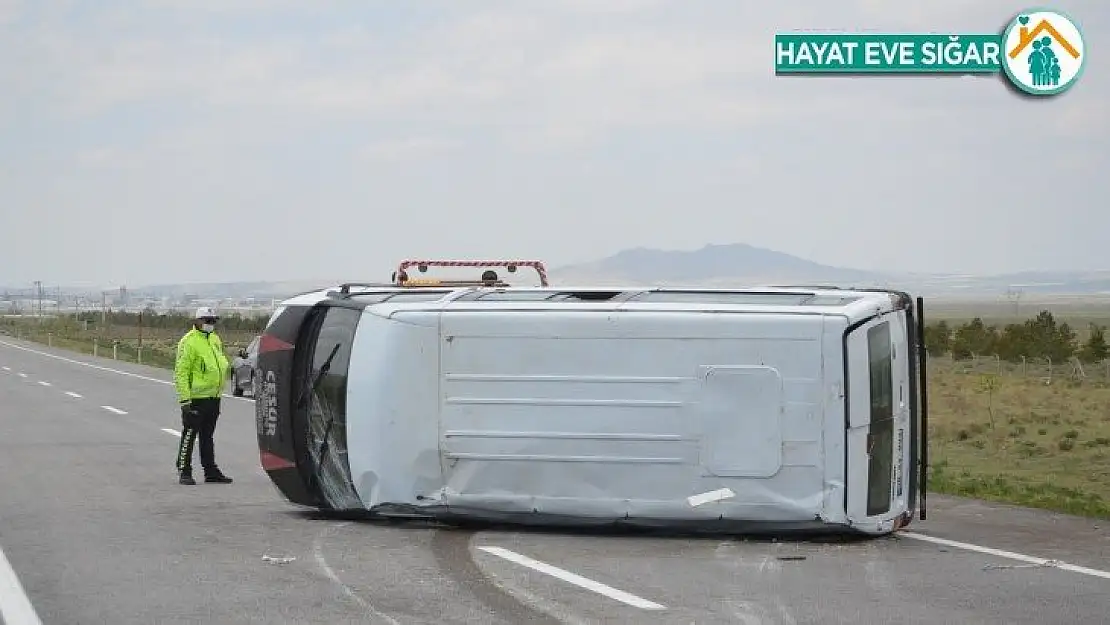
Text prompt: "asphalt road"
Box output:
[[1, 335, 1109, 625]]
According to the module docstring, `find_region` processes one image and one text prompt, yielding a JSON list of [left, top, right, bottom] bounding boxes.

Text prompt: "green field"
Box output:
[[3, 295, 1110, 519], [918, 295, 1110, 518], [925, 296, 1110, 341], [927, 356, 1110, 517]]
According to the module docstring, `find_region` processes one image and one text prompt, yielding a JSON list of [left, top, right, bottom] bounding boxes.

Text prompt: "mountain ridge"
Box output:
[[5, 243, 1110, 298], [550, 242, 884, 285]]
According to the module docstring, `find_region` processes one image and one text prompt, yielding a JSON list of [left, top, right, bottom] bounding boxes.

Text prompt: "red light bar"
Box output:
[[394, 259, 549, 286]]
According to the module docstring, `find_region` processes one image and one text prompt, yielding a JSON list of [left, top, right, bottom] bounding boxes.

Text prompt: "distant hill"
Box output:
[[550, 244, 1110, 298], [6, 244, 1110, 301], [550, 243, 888, 286]]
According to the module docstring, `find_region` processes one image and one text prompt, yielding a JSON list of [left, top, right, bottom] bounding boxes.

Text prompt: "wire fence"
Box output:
[[0, 321, 256, 371], [930, 352, 1110, 385]]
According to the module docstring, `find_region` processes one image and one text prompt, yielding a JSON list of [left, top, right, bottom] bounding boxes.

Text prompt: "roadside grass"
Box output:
[[927, 358, 1110, 519], [0, 317, 259, 372]]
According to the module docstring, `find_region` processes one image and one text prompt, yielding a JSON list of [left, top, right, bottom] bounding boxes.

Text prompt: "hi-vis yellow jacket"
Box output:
[[174, 328, 230, 404]]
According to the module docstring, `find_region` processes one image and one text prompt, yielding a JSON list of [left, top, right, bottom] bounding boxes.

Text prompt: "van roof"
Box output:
[[278, 283, 911, 322]]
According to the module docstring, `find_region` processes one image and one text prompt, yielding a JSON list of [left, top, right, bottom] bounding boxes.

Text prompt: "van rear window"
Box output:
[[866, 321, 894, 516], [301, 305, 363, 510]]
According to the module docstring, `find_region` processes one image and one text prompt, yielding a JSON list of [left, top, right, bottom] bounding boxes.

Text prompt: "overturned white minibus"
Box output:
[[255, 261, 928, 536]]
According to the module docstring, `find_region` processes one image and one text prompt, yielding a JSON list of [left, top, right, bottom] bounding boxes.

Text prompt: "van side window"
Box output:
[[866, 320, 894, 516]]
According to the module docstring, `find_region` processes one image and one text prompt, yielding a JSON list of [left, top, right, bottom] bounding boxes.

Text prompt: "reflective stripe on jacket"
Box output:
[[174, 328, 230, 403]]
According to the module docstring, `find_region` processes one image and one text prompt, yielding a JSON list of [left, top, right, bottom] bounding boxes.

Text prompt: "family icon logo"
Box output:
[[1000, 8, 1086, 95]]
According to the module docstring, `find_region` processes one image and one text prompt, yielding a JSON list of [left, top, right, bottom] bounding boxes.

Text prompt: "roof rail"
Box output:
[[393, 259, 549, 287], [336, 282, 396, 295]]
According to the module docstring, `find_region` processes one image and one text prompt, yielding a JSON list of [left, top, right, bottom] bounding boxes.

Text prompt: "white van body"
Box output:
[[259, 285, 925, 536]]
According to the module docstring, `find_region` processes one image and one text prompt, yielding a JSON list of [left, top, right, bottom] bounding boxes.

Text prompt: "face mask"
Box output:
[[201, 323, 215, 333]]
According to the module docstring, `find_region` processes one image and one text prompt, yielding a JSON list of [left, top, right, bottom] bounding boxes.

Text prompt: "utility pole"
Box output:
[[32, 280, 42, 322], [1005, 287, 1024, 317]]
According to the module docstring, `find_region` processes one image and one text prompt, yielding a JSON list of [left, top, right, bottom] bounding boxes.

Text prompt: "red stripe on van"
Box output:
[[259, 334, 294, 354], [260, 450, 296, 471]]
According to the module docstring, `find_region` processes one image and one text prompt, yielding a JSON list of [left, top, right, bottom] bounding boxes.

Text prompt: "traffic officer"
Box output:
[[174, 307, 234, 485]]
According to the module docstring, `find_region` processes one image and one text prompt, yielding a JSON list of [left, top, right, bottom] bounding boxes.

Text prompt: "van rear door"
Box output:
[[256, 301, 365, 510], [255, 304, 321, 507], [844, 312, 909, 531]]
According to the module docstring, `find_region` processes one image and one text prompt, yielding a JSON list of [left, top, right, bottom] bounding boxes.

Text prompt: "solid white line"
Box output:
[[36, 381, 51, 387], [0, 542, 44, 625], [0, 339, 252, 403], [900, 532, 1110, 580], [101, 405, 128, 415], [161, 428, 181, 437], [477, 546, 666, 610], [65, 391, 82, 398]]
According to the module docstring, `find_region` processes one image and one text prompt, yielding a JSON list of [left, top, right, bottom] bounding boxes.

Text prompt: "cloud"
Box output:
[[550, 0, 668, 14], [12, 1, 972, 143], [357, 137, 462, 162], [1, 0, 1106, 287], [0, 0, 23, 25]]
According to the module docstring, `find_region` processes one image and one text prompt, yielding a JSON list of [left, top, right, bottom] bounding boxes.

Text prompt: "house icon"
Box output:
[[1008, 18, 1081, 59]]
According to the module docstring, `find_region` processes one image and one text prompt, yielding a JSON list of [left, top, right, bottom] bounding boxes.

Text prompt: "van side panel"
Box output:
[[437, 310, 830, 524], [345, 311, 445, 510], [820, 315, 849, 524]]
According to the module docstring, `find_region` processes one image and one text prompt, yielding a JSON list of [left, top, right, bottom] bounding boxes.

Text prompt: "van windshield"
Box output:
[[301, 305, 364, 510]]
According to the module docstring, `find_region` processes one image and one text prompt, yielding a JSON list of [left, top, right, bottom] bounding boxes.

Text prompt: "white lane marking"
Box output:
[[17, 372, 27, 378], [65, 392, 82, 398], [900, 532, 1110, 580], [161, 428, 181, 437], [313, 523, 402, 625], [477, 546, 667, 611], [0, 542, 44, 625], [36, 381, 51, 387], [0, 339, 252, 403], [687, 487, 735, 507], [1, 366, 9, 371], [101, 405, 128, 415]]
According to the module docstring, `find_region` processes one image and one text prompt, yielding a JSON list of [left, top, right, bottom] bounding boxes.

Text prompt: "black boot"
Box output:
[[205, 469, 233, 484], [179, 471, 196, 485]]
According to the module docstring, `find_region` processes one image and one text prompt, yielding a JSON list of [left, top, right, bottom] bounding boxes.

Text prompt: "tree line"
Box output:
[[924, 310, 1108, 363], [76, 309, 270, 334]]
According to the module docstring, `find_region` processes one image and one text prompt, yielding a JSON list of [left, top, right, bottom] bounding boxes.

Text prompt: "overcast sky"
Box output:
[[1, 0, 1105, 289]]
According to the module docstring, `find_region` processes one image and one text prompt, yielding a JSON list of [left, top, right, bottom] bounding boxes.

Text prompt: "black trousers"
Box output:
[[176, 397, 222, 474]]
